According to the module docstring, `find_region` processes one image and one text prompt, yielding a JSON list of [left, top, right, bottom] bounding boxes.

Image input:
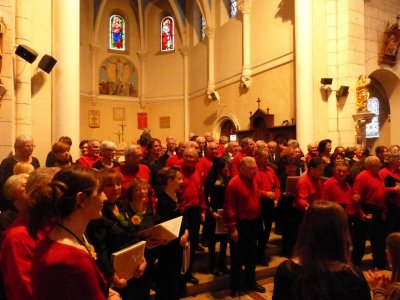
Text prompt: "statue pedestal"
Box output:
[[352, 112, 375, 146]]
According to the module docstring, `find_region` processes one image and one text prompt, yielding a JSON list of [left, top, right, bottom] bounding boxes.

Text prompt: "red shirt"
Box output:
[[294, 173, 323, 211], [31, 238, 108, 300], [0, 216, 50, 300], [166, 155, 182, 167], [114, 163, 151, 200], [76, 155, 102, 168], [254, 167, 281, 201], [178, 166, 206, 212], [353, 169, 386, 211], [224, 173, 261, 232], [230, 151, 246, 177], [379, 167, 400, 205], [322, 177, 356, 215]]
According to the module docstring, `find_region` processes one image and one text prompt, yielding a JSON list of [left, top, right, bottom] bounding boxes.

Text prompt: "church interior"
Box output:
[[0, 0, 400, 163]]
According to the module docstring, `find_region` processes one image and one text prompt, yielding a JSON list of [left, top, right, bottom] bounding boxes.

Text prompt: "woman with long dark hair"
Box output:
[[273, 200, 371, 300]]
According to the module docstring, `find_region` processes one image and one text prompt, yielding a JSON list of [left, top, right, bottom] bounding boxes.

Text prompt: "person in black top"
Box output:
[[156, 167, 189, 300]]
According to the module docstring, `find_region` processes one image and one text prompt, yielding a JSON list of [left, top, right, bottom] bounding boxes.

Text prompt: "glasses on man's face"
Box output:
[[24, 144, 35, 149]]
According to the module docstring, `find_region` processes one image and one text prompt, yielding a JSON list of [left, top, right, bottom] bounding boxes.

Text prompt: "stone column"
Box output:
[[89, 43, 100, 106], [295, 0, 314, 148], [15, 0, 32, 135], [180, 46, 189, 139], [53, 0, 80, 159], [238, 0, 252, 88], [205, 25, 215, 94], [137, 50, 147, 109]]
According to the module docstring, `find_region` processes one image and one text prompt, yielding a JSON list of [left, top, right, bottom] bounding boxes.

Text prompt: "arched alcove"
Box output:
[[369, 69, 400, 148], [212, 114, 240, 140]]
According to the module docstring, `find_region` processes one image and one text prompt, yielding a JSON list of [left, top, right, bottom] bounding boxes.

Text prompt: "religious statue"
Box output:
[[379, 17, 400, 67], [356, 75, 371, 113]]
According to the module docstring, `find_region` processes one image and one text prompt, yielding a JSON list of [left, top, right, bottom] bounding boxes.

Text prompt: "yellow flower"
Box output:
[[85, 242, 97, 260], [215, 179, 222, 186], [131, 215, 142, 225]]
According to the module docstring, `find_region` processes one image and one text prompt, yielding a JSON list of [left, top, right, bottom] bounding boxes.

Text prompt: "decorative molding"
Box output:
[[179, 46, 189, 56], [237, 0, 253, 14], [205, 26, 216, 39]]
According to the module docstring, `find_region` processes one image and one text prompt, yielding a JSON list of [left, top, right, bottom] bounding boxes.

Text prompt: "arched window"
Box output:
[[161, 16, 175, 51], [201, 16, 206, 40], [366, 97, 380, 138], [230, 0, 238, 18], [109, 15, 125, 51]]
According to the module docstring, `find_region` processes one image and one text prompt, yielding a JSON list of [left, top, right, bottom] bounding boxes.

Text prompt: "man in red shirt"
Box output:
[[178, 147, 206, 285], [230, 137, 255, 177], [114, 145, 151, 200], [224, 156, 265, 296], [76, 139, 102, 168], [254, 147, 280, 266], [352, 155, 387, 269], [166, 141, 186, 167]]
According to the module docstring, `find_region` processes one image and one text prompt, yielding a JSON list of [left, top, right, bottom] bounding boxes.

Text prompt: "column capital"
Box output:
[[137, 50, 148, 61], [179, 46, 189, 56], [238, 0, 253, 14], [205, 25, 216, 39]]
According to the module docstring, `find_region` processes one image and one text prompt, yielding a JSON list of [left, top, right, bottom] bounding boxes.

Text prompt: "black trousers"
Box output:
[[229, 218, 259, 291], [183, 206, 201, 273], [352, 209, 387, 268], [257, 199, 274, 260]]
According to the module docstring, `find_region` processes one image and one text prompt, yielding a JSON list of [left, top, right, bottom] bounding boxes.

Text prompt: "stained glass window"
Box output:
[[161, 16, 175, 51], [230, 0, 238, 18], [201, 17, 206, 40], [366, 97, 380, 138], [109, 15, 125, 51]]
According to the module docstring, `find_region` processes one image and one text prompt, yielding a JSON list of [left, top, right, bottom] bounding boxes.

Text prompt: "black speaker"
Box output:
[[320, 78, 333, 85], [336, 85, 349, 97], [15, 44, 38, 63], [38, 55, 57, 73]]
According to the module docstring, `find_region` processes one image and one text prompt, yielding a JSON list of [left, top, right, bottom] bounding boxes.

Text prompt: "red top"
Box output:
[[294, 173, 323, 211], [379, 167, 400, 205], [31, 238, 108, 300], [178, 166, 206, 212], [224, 174, 261, 232], [114, 163, 151, 200], [322, 177, 356, 215], [0, 216, 50, 300], [254, 167, 281, 201], [353, 169, 386, 211], [166, 154, 182, 167], [76, 155, 102, 168], [230, 151, 246, 177]]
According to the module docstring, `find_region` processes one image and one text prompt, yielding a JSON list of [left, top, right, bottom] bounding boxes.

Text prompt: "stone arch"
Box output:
[[212, 114, 240, 140], [368, 69, 400, 148]]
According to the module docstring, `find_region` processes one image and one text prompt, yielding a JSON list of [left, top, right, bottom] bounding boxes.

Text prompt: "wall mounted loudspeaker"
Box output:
[[15, 44, 38, 63], [38, 55, 57, 73], [320, 78, 333, 85], [209, 91, 220, 101], [336, 85, 349, 97]]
